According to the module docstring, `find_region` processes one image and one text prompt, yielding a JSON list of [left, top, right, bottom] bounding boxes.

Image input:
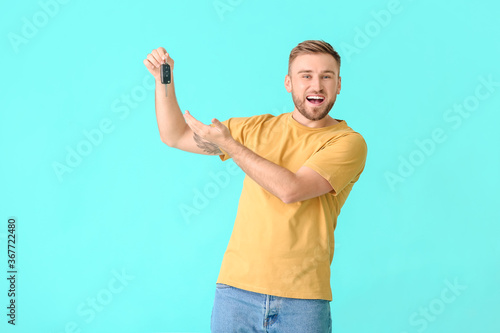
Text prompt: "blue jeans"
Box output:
[[211, 283, 332, 332]]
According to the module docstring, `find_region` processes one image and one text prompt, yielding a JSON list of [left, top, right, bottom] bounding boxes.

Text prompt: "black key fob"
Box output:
[[161, 63, 171, 84]]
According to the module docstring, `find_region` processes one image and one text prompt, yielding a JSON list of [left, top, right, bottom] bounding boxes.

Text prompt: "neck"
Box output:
[[291, 109, 338, 128]]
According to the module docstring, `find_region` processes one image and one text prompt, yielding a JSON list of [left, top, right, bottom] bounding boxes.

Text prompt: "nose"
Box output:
[[310, 76, 322, 92]]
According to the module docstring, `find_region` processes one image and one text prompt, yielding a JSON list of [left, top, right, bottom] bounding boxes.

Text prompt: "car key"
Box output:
[[160, 62, 171, 97], [161, 62, 171, 84]]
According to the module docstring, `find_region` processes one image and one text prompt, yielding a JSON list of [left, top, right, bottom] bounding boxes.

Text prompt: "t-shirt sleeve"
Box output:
[[217, 117, 250, 161], [302, 133, 368, 196]]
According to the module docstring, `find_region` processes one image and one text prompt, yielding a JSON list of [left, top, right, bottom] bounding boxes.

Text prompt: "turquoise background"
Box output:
[[1, 0, 499, 332]]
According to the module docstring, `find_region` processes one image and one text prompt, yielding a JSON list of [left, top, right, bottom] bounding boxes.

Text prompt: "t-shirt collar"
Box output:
[[288, 112, 346, 131]]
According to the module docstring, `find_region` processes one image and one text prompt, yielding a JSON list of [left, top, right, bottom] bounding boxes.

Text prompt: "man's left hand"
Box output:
[[183, 110, 233, 150]]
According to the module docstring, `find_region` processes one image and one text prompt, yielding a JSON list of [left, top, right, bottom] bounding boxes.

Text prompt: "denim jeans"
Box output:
[[211, 283, 332, 333]]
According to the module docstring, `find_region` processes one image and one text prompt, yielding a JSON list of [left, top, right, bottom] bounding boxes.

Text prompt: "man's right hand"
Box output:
[[143, 47, 174, 82]]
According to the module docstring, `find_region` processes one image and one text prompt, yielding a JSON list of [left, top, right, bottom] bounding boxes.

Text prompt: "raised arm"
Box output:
[[143, 47, 222, 155]]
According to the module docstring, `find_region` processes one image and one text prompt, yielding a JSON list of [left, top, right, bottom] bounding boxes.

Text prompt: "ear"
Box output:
[[337, 76, 341, 95], [284, 74, 292, 93]]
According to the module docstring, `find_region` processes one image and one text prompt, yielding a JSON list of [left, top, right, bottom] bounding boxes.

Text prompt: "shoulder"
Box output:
[[324, 125, 367, 154], [222, 113, 278, 128]]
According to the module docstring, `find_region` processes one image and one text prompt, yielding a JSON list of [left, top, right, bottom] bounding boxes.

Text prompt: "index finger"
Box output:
[[152, 48, 167, 64]]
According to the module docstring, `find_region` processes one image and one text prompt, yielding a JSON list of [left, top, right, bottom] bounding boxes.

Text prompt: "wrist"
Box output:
[[222, 138, 243, 157]]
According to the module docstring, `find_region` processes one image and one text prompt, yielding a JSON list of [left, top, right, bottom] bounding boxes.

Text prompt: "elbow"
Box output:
[[160, 135, 176, 148], [280, 189, 298, 205], [281, 196, 298, 205], [160, 126, 187, 148], [160, 132, 177, 148]]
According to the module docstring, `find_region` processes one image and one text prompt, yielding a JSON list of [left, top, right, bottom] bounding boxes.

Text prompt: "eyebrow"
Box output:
[[297, 70, 337, 75]]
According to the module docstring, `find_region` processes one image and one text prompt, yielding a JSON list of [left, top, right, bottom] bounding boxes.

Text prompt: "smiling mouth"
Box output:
[[306, 95, 325, 106]]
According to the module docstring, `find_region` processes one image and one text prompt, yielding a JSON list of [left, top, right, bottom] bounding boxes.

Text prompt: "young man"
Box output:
[[144, 40, 367, 332]]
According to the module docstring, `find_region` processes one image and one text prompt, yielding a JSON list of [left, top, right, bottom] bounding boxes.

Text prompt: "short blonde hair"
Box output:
[[288, 40, 341, 74]]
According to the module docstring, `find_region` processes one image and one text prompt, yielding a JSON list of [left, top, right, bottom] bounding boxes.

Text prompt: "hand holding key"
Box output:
[[143, 47, 174, 83]]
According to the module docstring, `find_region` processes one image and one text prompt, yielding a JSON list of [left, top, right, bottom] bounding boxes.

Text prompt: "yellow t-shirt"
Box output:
[[216, 112, 367, 301]]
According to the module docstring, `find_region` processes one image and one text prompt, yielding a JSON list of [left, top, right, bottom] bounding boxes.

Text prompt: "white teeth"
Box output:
[[307, 96, 324, 100]]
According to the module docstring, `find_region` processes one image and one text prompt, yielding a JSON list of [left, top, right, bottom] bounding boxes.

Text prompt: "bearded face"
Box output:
[[285, 53, 341, 124], [291, 88, 335, 121]]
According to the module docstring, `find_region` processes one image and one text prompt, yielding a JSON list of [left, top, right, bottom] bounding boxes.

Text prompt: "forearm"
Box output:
[[223, 140, 296, 203], [154, 74, 187, 146], [182, 112, 301, 202]]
